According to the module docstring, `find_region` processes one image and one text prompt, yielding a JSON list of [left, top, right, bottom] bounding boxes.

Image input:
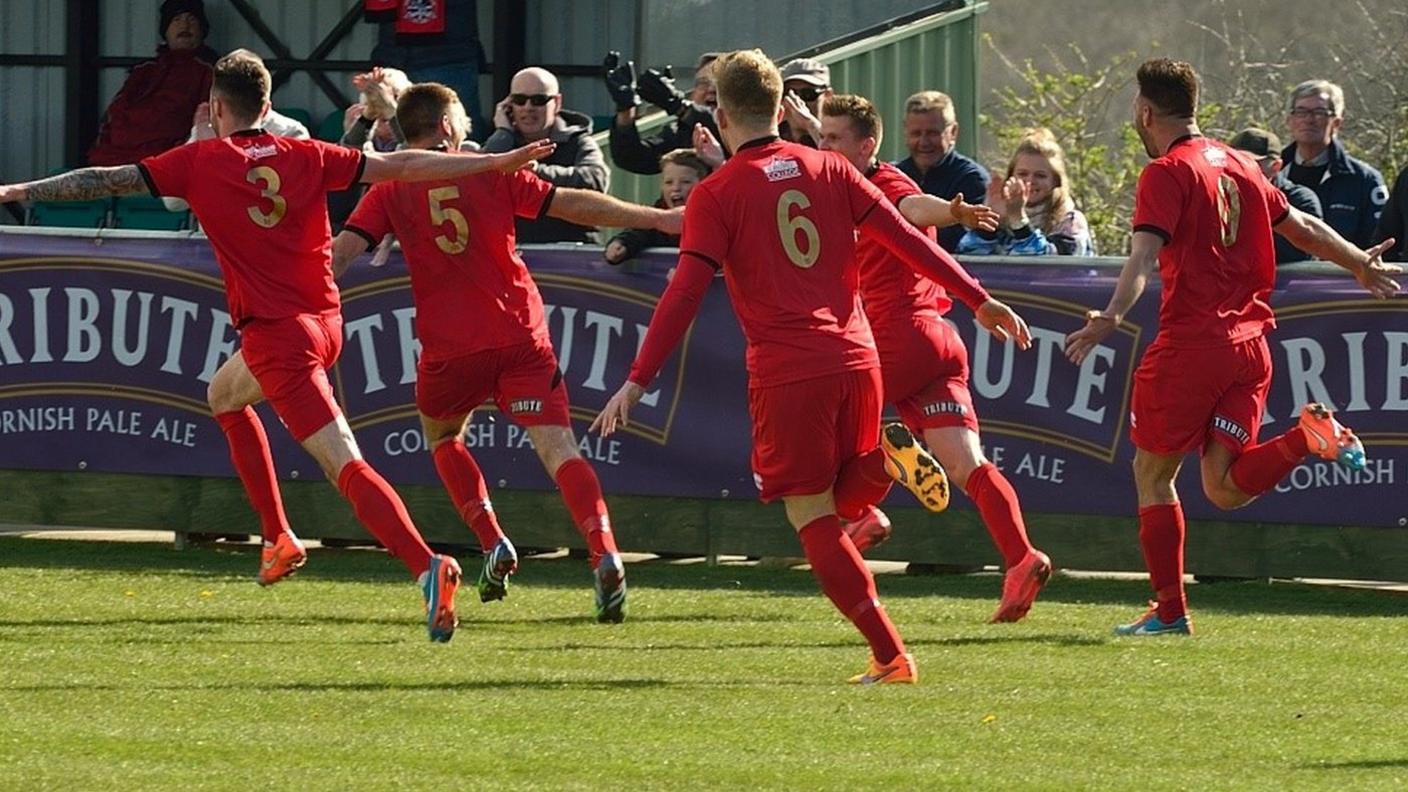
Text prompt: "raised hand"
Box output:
[[603, 51, 640, 111], [976, 298, 1032, 350], [637, 66, 685, 116], [1064, 309, 1119, 365], [1002, 177, 1029, 225], [984, 175, 1008, 219], [494, 139, 556, 172], [692, 123, 724, 169], [591, 381, 646, 437], [1356, 237, 1403, 299], [951, 192, 999, 232], [192, 102, 215, 140]]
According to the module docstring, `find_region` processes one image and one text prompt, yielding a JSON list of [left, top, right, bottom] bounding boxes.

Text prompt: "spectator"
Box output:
[[342, 67, 413, 153], [1229, 127, 1323, 264], [1374, 161, 1408, 262], [484, 67, 610, 244], [1280, 79, 1387, 247], [777, 58, 832, 146], [895, 90, 989, 252], [370, 0, 487, 141], [606, 51, 720, 175], [88, 0, 217, 166], [603, 148, 710, 264], [959, 128, 1093, 256]]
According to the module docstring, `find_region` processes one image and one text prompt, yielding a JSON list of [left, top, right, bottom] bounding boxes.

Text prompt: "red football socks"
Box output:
[[336, 460, 433, 577], [431, 439, 506, 551], [965, 462, 1034, 568], [833, 447, 894, 521], [214, 407, 291, 544], [798, 514, 905, 664], [1228, 428, 1311, 497], [555, 457, 618, 568], [1138, 503, 1187, 623]]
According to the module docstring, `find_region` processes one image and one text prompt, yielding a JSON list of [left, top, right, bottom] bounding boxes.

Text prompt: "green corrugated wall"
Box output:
[[596, 2, 989, 206]]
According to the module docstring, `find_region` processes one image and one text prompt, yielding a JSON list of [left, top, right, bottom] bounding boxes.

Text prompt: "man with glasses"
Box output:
[[778, 58, 833, 147], [485, 67, 610, 243], [1279, 79, 1387, 248], [895, 91, 989, 252], [604, 51, 721, 176], [1228, 127, 1322, 264]]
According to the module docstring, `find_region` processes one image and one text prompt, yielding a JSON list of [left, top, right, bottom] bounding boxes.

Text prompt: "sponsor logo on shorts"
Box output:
[[509, 398, 543, 415], [1211, 415, 1250, 444], [921, 401, 967, 417], [764, 157, 801, 182]]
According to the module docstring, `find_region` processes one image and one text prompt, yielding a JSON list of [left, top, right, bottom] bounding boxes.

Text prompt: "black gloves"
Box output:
[[603, 51, 639, 112], [637, 66, 686, 116]]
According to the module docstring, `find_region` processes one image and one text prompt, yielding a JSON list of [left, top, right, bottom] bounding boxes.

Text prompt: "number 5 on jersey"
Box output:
[[776, 189, 820, 268], [428, 186, 470, 254]]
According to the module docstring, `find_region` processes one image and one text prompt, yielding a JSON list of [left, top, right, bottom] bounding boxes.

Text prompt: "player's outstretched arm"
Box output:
[[857, 195, 990, 309], [0, 166, 149, 203], [1275, 208, 1402, 299], [1064, 230, 1162, 365], [589, 254, 715, 436], [548, 188, 684, 235], [898, 192, 999, 232], [361, 139, 556, 184], [331, 230, 373, 279]]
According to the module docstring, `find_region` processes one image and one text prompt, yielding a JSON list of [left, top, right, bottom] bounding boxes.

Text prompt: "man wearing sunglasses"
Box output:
[[485, 67, 610, 243], [1278, 79, 1386, 248], [778, 58, 833, 147]]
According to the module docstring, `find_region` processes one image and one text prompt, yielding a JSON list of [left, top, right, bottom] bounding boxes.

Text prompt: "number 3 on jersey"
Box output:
[[245, 166, 286, 228], [776, 189, 820, 268], [428, 186, 469, 254]]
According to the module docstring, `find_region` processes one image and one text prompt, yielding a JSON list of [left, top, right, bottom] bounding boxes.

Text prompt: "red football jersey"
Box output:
[[345, 165, 555, 361], [138, 131, 364, 326], [679, 137, 881, 387], [857, 162, 951, 327], [1132, 135, 1290, 348]]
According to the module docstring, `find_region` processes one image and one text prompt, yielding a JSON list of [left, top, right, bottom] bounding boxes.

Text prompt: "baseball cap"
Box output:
[[1228, 127, 1283, 159], [780, 58, 830, 87]]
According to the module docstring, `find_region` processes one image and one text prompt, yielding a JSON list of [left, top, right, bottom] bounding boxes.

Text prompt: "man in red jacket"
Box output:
[[88, 0, 217, 166]]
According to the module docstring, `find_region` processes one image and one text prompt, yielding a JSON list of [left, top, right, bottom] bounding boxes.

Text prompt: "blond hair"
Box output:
[[1006, 128, 1075, 234], [904, 90, 955, 123], [713, 49, 782, 128]]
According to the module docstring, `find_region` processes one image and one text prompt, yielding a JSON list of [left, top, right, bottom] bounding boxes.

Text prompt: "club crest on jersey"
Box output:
[[403, 0, 439, 23], [1201, 144, 1227, 167], [509, 398, 543, 415], [763, 156, 801, 182], [244, 143, 278, 160]]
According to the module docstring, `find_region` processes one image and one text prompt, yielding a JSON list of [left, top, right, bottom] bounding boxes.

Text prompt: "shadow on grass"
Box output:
[[503, 632, 1107, 653], [2, 537, 1401, 619], [1301, 759, 1408, 770], [2, 678, 670, 694]]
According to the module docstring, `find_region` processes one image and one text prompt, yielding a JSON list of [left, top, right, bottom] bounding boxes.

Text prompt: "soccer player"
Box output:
[[592, 50, 1032, 684], [817, 94, 1053, 623], [1064, 59, 1402, 636], [331, 82, 684, 623], [0, 50, 555, 643]]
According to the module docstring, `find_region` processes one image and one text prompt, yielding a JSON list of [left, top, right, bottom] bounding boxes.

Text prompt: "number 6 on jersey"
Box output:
[[776, 189, 820, 268]]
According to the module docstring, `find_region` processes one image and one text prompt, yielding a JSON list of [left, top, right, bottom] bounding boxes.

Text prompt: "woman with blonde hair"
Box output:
[[960, 128, 1093, 256]]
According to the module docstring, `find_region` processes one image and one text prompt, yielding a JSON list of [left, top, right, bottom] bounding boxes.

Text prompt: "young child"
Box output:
[[604, 148, 711, 264]]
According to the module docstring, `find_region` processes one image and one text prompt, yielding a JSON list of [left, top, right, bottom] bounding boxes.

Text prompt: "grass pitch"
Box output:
[[0, 535, 1405, 791]]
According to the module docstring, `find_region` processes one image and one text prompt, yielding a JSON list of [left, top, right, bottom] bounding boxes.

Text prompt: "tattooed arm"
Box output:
[[0, 166, 150, 203]]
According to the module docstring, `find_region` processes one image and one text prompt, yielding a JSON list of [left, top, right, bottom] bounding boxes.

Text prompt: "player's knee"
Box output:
[[1203, 480, 1251, 511]]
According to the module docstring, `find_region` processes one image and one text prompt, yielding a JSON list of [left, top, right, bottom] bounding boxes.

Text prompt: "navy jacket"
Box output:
[[895, 149, 989, 252], [1280, 138, 1387, 248], [1272, 171, 1323, 265], [1372, 163, 1408, 262]]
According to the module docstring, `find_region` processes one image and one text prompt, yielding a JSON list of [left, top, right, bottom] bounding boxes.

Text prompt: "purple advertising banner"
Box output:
[[1, 230, 1405, 528]]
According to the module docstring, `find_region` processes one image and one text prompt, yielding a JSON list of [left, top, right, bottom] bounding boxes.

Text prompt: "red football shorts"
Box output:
[[417, 340, 571, 426], [748, 367, 883, 502], [875, 316, 980, 434], [1130, 335, 1271, 456], [239, 312, 343, 442]]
